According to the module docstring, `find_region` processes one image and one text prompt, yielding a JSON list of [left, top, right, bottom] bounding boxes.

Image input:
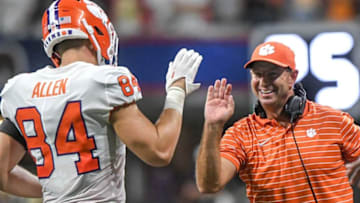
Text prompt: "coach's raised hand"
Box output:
[[166, 48, 203, 95]]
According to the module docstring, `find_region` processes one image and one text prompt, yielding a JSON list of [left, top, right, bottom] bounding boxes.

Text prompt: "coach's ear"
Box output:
[[290, 69, 298, 83]]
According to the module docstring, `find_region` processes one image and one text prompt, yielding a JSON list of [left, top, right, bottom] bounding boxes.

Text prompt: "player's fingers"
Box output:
[[185, 51, 199, 72], [189, 52, 199, 66], [194, 55, 203, 69], [187, 49, 195, 58], [166, 62, 174, 76], [189, 55, 202, 79], [182, 49, 194, 64], [174, 48, 187, 65], [186, 52, 200, 77]]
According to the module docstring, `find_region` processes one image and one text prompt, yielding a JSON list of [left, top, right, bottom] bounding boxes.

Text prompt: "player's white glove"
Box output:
[[165, 48, 203, 95]]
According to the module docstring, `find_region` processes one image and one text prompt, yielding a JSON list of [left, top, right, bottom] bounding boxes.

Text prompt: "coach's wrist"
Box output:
[[204, 121, 225, 137]]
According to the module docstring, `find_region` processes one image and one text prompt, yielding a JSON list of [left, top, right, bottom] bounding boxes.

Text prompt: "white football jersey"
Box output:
[[1, 61, 142, 202]]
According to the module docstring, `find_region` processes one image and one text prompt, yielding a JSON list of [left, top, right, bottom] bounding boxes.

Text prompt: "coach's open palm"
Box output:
[[204, 78, 235, 125]]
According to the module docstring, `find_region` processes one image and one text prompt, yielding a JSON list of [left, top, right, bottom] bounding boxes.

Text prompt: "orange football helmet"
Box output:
[[42, 0, 118, 67]]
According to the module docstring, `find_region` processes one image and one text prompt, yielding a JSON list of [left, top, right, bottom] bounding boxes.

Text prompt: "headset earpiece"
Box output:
[[284, 95, 304, 123], [284, 83, 306, 123]]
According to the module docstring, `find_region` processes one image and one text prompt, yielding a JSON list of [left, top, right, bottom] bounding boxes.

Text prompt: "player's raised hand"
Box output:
[[204, 78, 235, 125], [166, 48, 203, 95]]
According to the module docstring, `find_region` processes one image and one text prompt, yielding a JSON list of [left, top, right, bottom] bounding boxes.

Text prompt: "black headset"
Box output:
[[254, 82, 307, 123]]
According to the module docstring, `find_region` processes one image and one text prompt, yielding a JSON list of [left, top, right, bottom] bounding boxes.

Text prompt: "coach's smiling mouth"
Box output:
[[259, 89, 275, 96]]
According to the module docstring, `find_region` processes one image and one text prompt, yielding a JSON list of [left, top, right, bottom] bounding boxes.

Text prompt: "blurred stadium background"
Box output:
[[1, 0, 360, 202]]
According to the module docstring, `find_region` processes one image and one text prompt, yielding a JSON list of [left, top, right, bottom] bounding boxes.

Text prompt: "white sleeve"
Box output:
[[0, 75, 21, 118], [101, 66, 142, 108]]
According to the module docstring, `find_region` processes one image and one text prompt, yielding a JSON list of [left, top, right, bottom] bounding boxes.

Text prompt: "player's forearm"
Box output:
[[196, 121, 224, 193], [151, 108, 183, 166], [5, 166, 42, 198], [147, 80, 185, 166], [111, 102, 183, 167]]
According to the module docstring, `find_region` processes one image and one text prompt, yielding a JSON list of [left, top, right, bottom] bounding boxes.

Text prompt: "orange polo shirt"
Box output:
[[220, 100, 360, 202]]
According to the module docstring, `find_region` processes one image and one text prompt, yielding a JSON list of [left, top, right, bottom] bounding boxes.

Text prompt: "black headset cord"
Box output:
[[290, 124, 318, 203]]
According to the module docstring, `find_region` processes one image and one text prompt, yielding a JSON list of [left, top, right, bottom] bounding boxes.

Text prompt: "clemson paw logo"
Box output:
[[259, 44, 275, 56], [306, 128, 317, 138]]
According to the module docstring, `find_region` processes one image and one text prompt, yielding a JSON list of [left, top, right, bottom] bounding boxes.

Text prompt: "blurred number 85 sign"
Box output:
[[249, 22, 360, 118]]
